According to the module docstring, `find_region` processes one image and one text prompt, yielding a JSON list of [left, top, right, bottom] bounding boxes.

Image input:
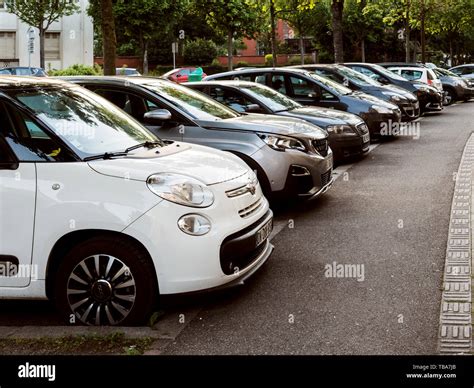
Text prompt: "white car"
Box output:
[[0, 77, 273, 325], [388, 66, 443, 93]]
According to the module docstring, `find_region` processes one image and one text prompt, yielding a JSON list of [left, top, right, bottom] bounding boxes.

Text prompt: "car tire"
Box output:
[[444, 88, 456, 105], [55, 235, 157, 326]]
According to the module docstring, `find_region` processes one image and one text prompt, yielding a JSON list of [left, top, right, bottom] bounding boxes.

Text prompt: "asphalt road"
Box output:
[[163, 101, 474, 355], [0, 102, 472, 356]]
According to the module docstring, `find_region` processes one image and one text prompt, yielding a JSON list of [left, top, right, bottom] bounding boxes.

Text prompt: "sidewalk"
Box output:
[[438, 133, 474, 354]]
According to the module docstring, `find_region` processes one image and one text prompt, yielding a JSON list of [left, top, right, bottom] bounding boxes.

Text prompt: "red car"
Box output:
[[162, 67, 207, 83]]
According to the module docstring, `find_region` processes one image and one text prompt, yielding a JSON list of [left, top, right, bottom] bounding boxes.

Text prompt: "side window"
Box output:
[[400, 70, 422, 81], [93, 89, 149, 121], [209, 87, 253, 113], [271, 75, 286, 94], [289, 76, 314, 97], [352, 66, 384, 82], [255, 74, 267, 85], [0, 101, 71, 162]]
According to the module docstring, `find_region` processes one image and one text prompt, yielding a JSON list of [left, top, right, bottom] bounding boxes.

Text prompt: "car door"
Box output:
[[87, 86, 186, 141], [0, 99, 73, 287], [207, 85, 264, 113], [286, 74, 340, 109]]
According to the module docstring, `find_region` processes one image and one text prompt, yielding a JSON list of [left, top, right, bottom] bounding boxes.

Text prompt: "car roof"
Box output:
[[388, 66, 427, 71], [206, 67, 311, 77], [57, 75, 169, 86], [184, 80, 265, 88], [0, 75, 67, 89], [450, 64, 474, 69]]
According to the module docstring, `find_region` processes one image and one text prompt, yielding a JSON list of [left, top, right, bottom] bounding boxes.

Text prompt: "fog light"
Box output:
[[177, 214, 211, 236]]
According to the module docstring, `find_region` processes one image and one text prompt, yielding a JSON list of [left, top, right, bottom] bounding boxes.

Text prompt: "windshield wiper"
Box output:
[[84, 152, 129, 161], [124, 141, 162, 153]]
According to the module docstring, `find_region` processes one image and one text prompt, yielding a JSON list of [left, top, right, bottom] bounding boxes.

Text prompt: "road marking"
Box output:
[[438, 134, 473, 354]]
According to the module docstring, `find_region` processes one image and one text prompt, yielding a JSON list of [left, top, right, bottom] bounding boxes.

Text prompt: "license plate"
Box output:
[[362, 133, 370, 143], [255, 219, 273, 247]]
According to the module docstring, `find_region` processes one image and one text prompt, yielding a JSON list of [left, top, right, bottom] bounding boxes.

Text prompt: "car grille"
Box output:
[[355, 123, 369, 135], [312, 139, 329, 157], [238, 198, 263, 218], [321, 169, 332, 186]]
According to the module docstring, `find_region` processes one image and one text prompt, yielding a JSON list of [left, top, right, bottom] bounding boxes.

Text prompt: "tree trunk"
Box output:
[[420, 0, 425, 64], [143, 40, 149, 75], [101, 0, 116, 75], [39, 26, 45, 69], [299, 36, 305, 65], [405, 0, 410, 63], [449, 37, 453, 67], [227, 30, 233, 71], [331, 0, 344, 63], [361, 39, 365, 62], [270, 0, 277, 67]]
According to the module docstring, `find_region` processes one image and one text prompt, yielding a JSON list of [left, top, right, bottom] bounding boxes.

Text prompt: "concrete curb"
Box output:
[[438, 133, 473, 354]]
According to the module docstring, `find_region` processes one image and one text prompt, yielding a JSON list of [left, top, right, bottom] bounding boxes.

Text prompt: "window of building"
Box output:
[[45, 32, 60, 60], [0, 32, 16, 59]]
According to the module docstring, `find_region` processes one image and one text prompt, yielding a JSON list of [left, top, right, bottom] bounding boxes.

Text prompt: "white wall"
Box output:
[[0, 0, 93, 70]]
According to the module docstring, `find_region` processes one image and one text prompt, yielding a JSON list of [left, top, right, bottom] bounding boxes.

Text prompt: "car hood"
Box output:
[[87, 141, 248, 185], [349, 92, 399, 109], [279, 106, 364, 126], [379, 85, 417, 101], [196, 113, 327, 137]]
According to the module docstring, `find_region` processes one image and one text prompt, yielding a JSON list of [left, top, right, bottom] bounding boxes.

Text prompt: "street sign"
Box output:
[[171, 42, 178, 54]]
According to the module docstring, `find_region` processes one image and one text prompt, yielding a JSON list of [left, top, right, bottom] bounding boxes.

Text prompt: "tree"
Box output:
[[196, 0, 261, 70], [6, 0, 79, 69], [330, 0, 344, 62]]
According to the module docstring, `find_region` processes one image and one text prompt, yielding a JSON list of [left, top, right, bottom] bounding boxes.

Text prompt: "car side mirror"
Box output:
[[143, 109, 172, 124], [245, 104, 263, 113]]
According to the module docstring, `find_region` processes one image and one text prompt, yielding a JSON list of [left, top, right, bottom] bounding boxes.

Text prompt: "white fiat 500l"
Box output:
[[0, 77, 273, 325]]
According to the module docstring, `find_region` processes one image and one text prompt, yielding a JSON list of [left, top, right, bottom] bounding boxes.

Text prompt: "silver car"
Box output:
[[63, 77, 334, 201]]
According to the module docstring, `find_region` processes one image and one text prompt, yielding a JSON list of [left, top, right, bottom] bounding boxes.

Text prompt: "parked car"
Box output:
[[0, 66, 47, 76], [63, 76, 334, 201], [345, 62, 443, 114], [449, 64, 474, 82], [0, 77, 274, 325], [386, 66, 444, 93], [186, 80, 370, 162], [204, 67, 401, 138], [116, 67, 141, 76], [433, 67, 474, 104], [162, 67, 207, 83], [288, 64, 420, 121]]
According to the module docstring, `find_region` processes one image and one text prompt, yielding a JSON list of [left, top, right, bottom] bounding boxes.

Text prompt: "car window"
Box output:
[[0, 69, 11, 75], [13, 68, 32, 76], [254, 74, 267, 85], [271, 75, 286, 94], [350, 66, 376, 77], [399, 69, 423, 81], [427, 70, 435, 80], [314, 69, 344, 84], [0, 100, 72, 162], [289, 76, 314, 96], [240, 84, 301, 112], [208, 86, 254, 113]]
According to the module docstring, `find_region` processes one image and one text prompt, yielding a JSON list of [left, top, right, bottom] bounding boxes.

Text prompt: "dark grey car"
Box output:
[[62, 76, 333, 201], [433, 68, 474, 104], [186, 80, 370, 162]]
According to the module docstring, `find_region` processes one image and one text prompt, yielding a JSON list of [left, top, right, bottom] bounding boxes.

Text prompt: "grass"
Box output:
[[0, 332, 154, 355]]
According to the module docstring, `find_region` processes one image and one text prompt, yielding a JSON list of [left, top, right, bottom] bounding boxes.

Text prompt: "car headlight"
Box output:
[[258, 133, 306, 152], [326, 124, 357, 135], [177, 214, 211, 236], [371, 105, 394, 114], [381, 91, 402, 102], [147, 173, 214, 207], [413, 84, 429, 93]]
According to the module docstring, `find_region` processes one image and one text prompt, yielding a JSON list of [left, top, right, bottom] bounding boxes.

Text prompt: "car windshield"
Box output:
[[306, 72, 352, 95], [7, 85, 159, 158], [334, 65, 382, 86], [240, 84, 302, 112], [370, 64, 408, 81], [143, 81, 239, 120], [435, 68, 459, 78]]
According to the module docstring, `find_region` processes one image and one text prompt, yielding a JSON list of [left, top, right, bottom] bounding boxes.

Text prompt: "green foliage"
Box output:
[[236, 61, 250, 67], [287, 55, 314, 65], [184, 39, 218, 65], [49, 64, 103, 76], [265, 54, 273, 65]]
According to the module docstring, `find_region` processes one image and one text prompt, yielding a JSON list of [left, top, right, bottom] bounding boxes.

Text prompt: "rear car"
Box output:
[[163, 67, 208, 83], [186, 80, 370, 162], [204, 67, 401, 138], [433, 67, 474, 104], [387, 66, 443, 94], [0, 66, 47, 77], [345, 62, 443, 114]]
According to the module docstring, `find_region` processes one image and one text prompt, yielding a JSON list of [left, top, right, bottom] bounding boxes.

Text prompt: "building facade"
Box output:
[[0, 0, 93, 70]]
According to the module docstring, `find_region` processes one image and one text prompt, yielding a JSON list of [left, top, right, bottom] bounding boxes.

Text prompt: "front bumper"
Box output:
[[122, 171, 273, 294], [419, 90, 443, 112], [363, 110, 402, 137], [398, 100, 420, 121], [329, 123, 370, 160]]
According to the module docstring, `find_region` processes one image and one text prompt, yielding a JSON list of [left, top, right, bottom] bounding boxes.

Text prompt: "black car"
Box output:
[[204, 67, 401, 138], [288, 64, 420, 121], [344, 62, 443, 114], [0, 67, 47, 77], [186, 80, 370, 162]]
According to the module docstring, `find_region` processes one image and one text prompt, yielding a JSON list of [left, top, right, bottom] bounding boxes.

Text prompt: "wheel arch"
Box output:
[[45, 229, 159, 300]]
